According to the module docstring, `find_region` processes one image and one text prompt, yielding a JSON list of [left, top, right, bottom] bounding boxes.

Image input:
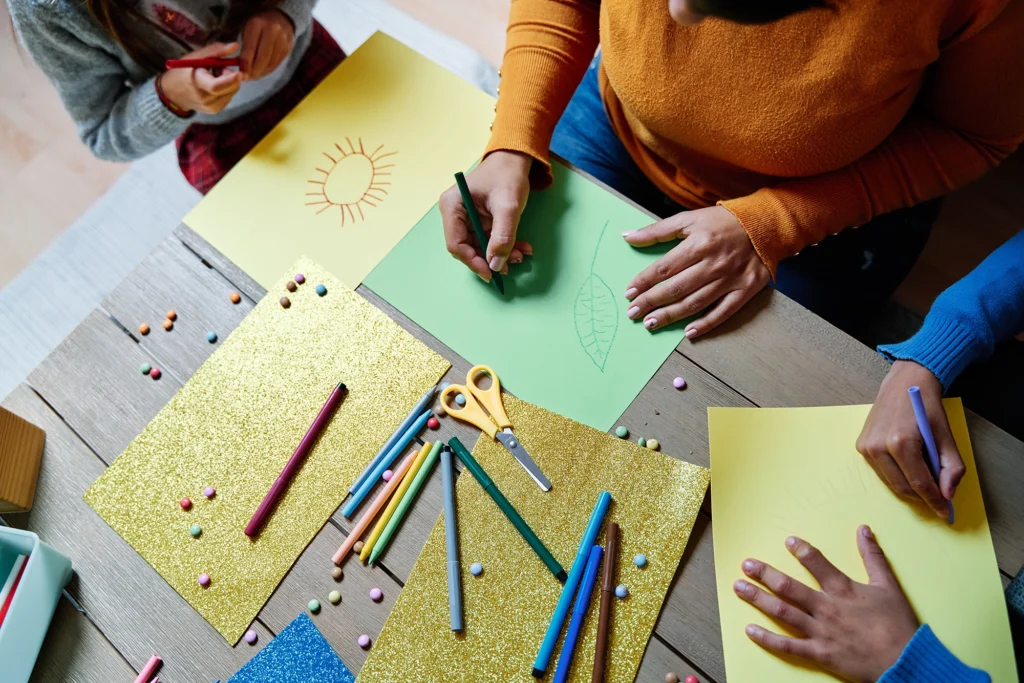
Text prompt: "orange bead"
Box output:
[[229, 291, 241, 304], [138, 323, 150, 335], [166, 309, 177, 321], [162, 319, 173, 331]]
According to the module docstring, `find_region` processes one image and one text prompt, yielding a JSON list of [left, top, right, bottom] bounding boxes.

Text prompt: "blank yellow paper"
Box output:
[[184, 32, 495, 289], [709, 401, 1016, 682]]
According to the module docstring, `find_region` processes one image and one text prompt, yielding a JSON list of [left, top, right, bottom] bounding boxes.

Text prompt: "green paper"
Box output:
[[365, 161, 687, 430]]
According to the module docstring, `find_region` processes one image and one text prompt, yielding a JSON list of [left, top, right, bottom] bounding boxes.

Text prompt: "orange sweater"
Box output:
[[486, 0, 1024, 276]]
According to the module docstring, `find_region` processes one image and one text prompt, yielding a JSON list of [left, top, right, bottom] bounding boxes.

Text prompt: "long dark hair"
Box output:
[[83, 0, 280, 72]]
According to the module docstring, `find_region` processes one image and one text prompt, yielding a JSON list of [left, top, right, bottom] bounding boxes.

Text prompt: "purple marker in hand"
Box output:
[[907, 386, 954, 524]]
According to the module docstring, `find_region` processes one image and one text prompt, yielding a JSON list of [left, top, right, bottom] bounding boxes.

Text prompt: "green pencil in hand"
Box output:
[[454, 172, 505, 295]]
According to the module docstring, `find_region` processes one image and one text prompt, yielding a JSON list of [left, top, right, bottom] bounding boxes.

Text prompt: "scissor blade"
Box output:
[[495, 429, 551, 492]]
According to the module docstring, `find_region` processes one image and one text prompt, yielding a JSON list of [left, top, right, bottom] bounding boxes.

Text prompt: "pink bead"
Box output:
[[203, 486, 216, 499], [294, 273, 305, 284], [673, 376, 686, 390], [198, 573, 211, 587], [357, 634, 371, 649], [180, 497, 192, 510], [685, 676, 699, 683], [149, 367, 162, 380], [369, 587, 383, 602], [427, 417, 440, 430], [243, 629, 258, 645], [382, 470, 393, 482]]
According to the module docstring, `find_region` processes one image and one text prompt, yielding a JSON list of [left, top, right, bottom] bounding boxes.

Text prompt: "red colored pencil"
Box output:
[[164, 57, 240, 70], [0, 556, 28, 626]]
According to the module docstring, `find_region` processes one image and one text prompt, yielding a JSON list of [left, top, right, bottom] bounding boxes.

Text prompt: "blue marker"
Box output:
[[341, 409, 432, 518], [552, 545, 604, 683], [533, 491, 612, 677], [349, 386, 437, 495], [908, 387, 955, 524]]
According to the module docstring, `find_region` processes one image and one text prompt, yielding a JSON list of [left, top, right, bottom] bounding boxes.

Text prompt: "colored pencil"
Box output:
[[350, 385, 437, 494], [534, 491, 612, 677], [133, 654, 162, 683], [592, 522, 619, 682], [332, 448, 419, 564], [164, 57, 240, 70], [0, 554, 27, 608], [342, 409, 431, 518], [369, 441, 443, 565], [448, 437, 565, 581], [454, 172, 504, 295], [360, 443, 431, 562], [552, 545, 604, 683], [908, 387, 955, 523], [441, 445, 464, 631], [245, 382, 347, 537], [0, 555, 28, 627]]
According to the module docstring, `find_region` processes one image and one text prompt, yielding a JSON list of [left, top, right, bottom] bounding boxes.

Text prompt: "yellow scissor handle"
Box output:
[[465, 365, 512, 431], [441, 382, 498, 440]]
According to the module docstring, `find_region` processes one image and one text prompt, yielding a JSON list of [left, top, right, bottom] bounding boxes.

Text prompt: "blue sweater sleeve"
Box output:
[[879, 625, 990, 683], [878, 231, 1024, 391]]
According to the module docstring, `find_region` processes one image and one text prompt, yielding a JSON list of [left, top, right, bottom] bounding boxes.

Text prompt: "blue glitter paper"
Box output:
[[228, 613, 355, 683]]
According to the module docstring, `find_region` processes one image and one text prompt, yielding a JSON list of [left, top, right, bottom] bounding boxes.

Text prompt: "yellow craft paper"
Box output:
[[85, 259, 450, 643], [359, 396, 710, 683], [183, 32, 495, 290], [709, 401, 1016, 682]]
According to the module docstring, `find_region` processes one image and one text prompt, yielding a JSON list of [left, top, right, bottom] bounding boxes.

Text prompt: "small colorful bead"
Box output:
[[280, 296, 291, 309], [634, 554, 647, 568], [180, 497, 192, 510], [637, 437, 646, 448], [382, 469, 394, 482], [243, 630, 258, 645], [332, 566, 343, 581], [469, 563, 483, 576], [353, 541, 364, 554], [685, 676, 699, 683], [665, 674, 679, 683], [138, 323, 150, 336], [203, 486, 215, 499], [615, 425, 628, 438], [369, 587, 383, 602], [229, 291, 241, 304], [149, 367, 162, 380], [140, 362, 151, 375], [162, 319, 173, 331], [357, 635, 371, 649], [427, 417, 440, 430], [673, 377, 687, 390], [165, 310, 177, 321], [455, 393, 466, 406], [615, 584, 628, 599], [329, 590, 342, 605], [198, 573, 211, 587], [286, 281, 297, 292], [434, 406, 446, 418], [308, 599, 320, 613], [315, 284, 327, 296], [294, 273, 305, 284], [189, 524, 202, 537], [646, 439, 660, 451], [206, 331, 217, 343]]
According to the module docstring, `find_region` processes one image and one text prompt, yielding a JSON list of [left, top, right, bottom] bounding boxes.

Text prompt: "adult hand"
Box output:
[[440, 151, 534, 282], [623, 205, 769, 337], [856, 360, 965, 518], [160, 42, 242, 115], [240, 9, 295, 80], [734, 527, 919, 683]]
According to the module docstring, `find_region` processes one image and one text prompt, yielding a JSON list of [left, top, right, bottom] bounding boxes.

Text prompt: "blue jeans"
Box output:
[[550, 58, 938, 334]]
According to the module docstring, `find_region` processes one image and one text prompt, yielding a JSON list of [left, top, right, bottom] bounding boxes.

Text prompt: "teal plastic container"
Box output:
[[0, 527, 73, 683]]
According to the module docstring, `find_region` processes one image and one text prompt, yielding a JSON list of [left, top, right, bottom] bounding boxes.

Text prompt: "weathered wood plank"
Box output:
[[1, 385, 274, 681], [175, 225, 265, 304], [102, 236, 256, 380], [637, 635, 710, 683], [29, 597, 136, 683]]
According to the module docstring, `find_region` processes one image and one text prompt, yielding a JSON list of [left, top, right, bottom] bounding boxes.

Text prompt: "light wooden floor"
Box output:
[[2, 0, 1020, 314]]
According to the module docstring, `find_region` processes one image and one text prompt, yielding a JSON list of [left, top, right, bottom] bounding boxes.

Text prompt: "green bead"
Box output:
[[189, 524, 201, 537], [140, 362, 151, 375], [308, 599, 321, 613], [614, 425, 628, 438], [637, 437, 646, 448], [328, 590, 341, 604]]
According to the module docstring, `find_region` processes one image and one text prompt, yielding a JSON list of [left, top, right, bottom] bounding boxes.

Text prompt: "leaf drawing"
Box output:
[[574, 221, 618, 372]]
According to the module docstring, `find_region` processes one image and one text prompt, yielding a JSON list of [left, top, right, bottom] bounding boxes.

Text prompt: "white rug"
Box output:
[[0, 0, 498, 400]]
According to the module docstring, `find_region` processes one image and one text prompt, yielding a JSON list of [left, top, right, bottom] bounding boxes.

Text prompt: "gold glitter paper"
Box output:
[[84, 259, 449, 643], [359, 396, 709, 682]]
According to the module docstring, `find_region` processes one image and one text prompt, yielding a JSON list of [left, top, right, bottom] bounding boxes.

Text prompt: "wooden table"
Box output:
[[5, 213, 1023, 682]]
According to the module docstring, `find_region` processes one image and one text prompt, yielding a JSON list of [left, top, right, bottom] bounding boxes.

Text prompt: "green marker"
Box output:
[[454, 172, 504, 295], [448, 437, 566, 582], [368, 441, 443, 565]]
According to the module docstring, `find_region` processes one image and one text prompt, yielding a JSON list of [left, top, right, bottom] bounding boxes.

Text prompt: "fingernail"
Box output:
[[625, 288, 638, 300], [746, 625, 761, 636], [509, 254, 522, 264], [489, 256, 506, 271], [644, 318, 657, 330], [733, 579, 749, 593], [627, 306, 640, 319], [742, 560, 756, 572], [685, 328, 697, 339], [860, 525, 872, 539], [622, 230, 636, 237], [785, 536, 797, 548]]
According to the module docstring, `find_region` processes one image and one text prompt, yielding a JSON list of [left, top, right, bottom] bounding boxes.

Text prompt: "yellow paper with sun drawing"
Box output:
[[183, 32, 495, 289]]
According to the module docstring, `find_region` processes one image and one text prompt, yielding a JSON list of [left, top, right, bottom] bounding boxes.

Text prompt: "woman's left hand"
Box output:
[[734, 526, 919, 683], [240, 10, 295, 81], [624, 205, 769, 337]]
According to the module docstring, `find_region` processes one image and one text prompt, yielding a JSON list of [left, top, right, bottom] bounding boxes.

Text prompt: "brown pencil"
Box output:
[[592, 522, 619, 682]]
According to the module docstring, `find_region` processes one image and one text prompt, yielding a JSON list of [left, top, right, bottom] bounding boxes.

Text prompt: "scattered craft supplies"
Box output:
[[85, 259, 449, 643], [184, 32, 495, 290], [360, 397, 708, 682], [709, 400, 1016, 682], [227, 613, 355, 683]]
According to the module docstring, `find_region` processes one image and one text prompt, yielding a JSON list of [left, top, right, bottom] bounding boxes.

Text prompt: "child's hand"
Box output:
[[160, 42, 242, 115], [240, 10, 295, 80], [734, 527, 920, 683], [856, 360, 965, 517]]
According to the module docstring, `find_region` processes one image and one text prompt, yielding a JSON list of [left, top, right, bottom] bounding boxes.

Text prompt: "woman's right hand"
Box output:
[[160, 42, 243, 115], [439, 151, 534, 282]]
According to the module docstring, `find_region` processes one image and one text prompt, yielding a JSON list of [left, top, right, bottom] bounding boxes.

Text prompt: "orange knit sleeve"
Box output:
[[484, 0, 601, 188], [720, 0, 1024, 278]]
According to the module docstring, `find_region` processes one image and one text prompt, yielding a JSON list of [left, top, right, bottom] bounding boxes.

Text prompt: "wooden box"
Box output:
[[0, 406, 45, 513]]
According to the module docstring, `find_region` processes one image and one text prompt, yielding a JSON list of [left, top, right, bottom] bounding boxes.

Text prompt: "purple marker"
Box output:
[[908, 386, 954, 524]]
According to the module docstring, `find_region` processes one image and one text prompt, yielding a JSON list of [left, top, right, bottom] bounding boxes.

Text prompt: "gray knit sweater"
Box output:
[[7, 0, 316, 161]]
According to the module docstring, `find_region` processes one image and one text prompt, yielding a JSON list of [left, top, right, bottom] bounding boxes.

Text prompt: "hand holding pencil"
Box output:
[[160, 43, 242, 116]]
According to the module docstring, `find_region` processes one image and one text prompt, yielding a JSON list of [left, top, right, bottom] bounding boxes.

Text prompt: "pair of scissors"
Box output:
[[441, 365, 552, 492]]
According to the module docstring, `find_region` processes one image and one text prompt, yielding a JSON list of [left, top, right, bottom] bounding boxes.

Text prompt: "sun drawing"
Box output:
[[306, 137, 395, 226]]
